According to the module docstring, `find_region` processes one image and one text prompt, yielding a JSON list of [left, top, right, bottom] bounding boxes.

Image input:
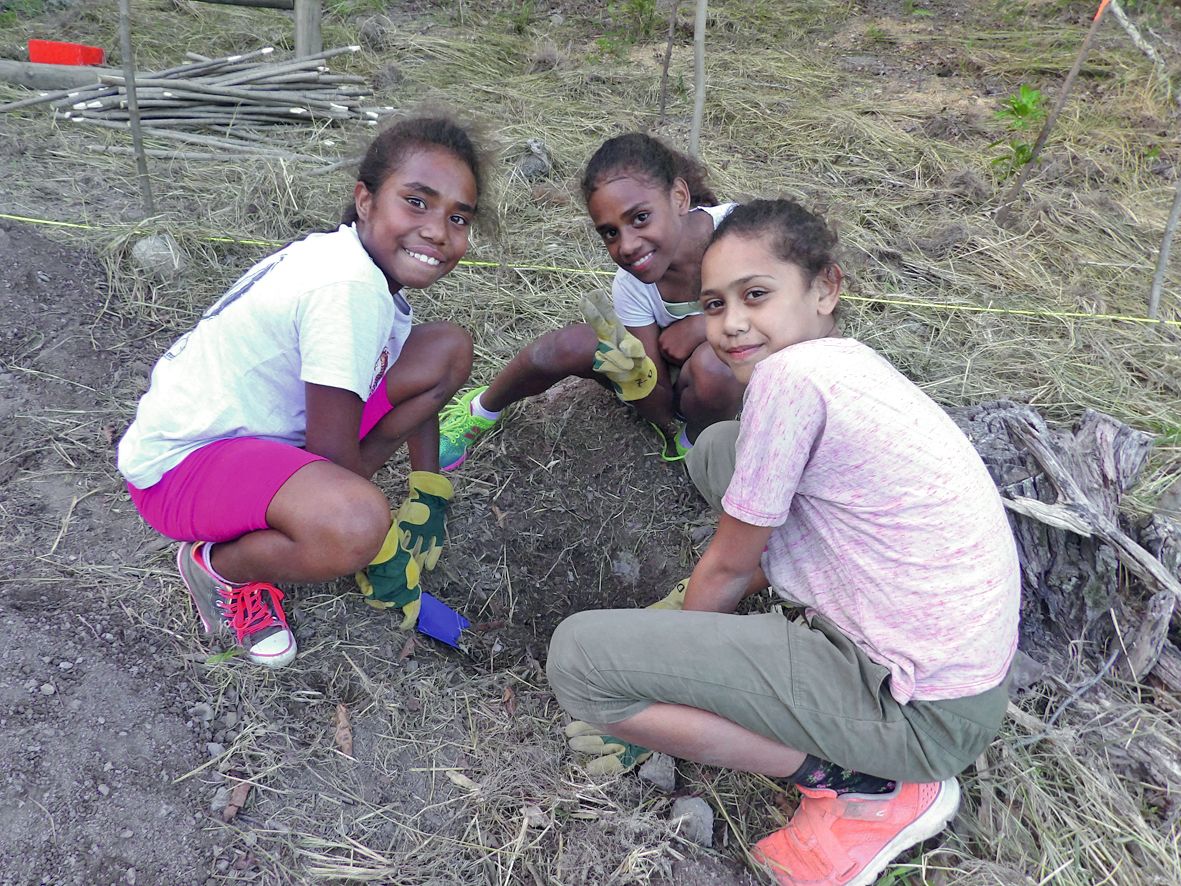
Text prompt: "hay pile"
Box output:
[[1, 0, 1179, 883]]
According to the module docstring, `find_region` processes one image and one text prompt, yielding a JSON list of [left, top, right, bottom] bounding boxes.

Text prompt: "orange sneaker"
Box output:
[[752, 778, 960, 886]]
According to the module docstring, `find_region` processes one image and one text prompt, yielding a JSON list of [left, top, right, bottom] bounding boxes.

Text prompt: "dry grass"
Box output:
[[3, 0, 1181, 883]]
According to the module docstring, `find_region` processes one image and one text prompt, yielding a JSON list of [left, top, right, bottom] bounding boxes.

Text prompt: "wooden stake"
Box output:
[[1148, 174, 1181, 320], [995, 0, 1111, 227], [658, 0, 679, 123], [688, 0, 707, 156], [118, 0, 154, 216], [294, 0, 323, 58], [190, 0, 294, 8]]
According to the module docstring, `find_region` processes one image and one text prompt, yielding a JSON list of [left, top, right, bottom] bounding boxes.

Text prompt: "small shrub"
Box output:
[[991, 83, 1047, 177]]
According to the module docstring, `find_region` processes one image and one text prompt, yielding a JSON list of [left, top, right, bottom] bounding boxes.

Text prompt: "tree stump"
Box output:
[[947, 401, 1179, 680]]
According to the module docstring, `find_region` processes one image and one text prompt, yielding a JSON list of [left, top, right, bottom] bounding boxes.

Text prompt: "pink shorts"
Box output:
[[128, 375, 395, 543]]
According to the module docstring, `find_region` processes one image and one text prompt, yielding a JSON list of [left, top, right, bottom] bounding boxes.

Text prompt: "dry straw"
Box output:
[[1, 1, 1179, 883]]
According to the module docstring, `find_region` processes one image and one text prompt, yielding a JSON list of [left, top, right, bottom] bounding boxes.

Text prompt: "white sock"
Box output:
[[471, 391, 501, 421], [199, 543, 243, 587]]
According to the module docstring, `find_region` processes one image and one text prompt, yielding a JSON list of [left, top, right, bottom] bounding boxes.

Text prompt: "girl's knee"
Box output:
[[547, 612, 603, 707], [425, 322, 474, 385], [531, 323, 597, 376], [307, 480, 391, 572], [683, 345, 740, 404]]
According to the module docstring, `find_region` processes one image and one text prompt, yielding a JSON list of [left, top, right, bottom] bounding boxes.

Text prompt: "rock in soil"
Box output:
[[671, 796, 714, 847], [639, 752, 676, 793], [131, 233, 185, 282]]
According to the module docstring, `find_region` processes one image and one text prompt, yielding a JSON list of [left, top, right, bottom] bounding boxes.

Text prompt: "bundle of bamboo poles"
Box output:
[[0, 45, 392, 163]]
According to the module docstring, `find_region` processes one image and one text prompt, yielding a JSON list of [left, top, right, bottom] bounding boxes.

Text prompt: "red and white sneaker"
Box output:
[[752, 779, 960, 886], [177, 542, 297, 669]]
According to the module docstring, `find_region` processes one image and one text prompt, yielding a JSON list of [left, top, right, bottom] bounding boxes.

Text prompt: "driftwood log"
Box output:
[[948, 401, 1180, 685], [0, 60, 117, 91]]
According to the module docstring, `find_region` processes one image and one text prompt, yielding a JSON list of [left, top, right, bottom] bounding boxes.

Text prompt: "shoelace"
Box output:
[[439, 397, 473, 428], [440, 404, 486, 443], [219, 581, 288, 645]]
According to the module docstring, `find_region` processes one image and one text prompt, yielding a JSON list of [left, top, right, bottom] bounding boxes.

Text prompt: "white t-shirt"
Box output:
[[722, 338, 1020, 704], [118, 224, 412, 488], [612, 203, 736, 329]]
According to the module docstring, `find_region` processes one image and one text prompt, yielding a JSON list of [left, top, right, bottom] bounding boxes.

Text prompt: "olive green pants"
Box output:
[[546, 420, 1008, 782]]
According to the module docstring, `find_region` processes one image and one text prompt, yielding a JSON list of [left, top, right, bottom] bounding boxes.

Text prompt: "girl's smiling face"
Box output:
[[699, 232, 841, 383], [586, 173, 691, 284], [354, 146, 478, 292]]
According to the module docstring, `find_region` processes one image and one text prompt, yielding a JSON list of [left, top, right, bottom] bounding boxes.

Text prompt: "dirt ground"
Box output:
[[0, 217, 734, 884], [0, 220, 216, 884]]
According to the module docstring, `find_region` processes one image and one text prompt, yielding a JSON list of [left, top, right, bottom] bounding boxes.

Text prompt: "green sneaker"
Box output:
[[648, 421, 691, 463], [439, 386, 498, 471]]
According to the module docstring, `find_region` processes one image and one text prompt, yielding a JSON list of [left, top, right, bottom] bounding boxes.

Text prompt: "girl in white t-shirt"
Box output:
[[118, 116, 485, 668], [547, 200, 1019, 886], [437, 132, 745, 470]]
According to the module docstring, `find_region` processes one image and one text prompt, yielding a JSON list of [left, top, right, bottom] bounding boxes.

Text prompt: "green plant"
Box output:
[[618, 0, 659, 40], [506, 0, 537, 35], [325, 0, 389, 13], [589, 0, 658, 61], [593, 34, 628, 59], [865, 24, 889, 45], [0, 0, 45, 27], [902, 0, 933, 17], [995, 83, 1047, 132], [991, 83, 1046, 176]]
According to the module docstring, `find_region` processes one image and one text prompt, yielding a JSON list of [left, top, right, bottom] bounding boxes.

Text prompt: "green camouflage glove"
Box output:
[[395, 471, 453, 571], [580, 290, 657, 402], [356, 520, 422, 629], [565, 720, 653, 775], [647, 578, 688, 611]]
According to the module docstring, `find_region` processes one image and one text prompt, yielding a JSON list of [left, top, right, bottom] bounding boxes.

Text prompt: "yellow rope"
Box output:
[[3, 211, 1178, 327]]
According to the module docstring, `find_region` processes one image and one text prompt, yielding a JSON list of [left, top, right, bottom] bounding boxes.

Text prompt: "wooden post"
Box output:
[[294, 0, 322, 58], [189, 0, 294, 8], [995, 0, 1111, 226], [688, 0, 706, 156], [1148, 175, 1181, 320], [187, 0, 318, 56], [117, 0, 154, 216], [657, 0, 679, 123]]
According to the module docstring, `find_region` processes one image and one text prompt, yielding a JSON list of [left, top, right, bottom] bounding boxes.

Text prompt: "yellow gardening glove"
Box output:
[[395, 471, 453, 571], [580, 290, 657, 402], [356, 522, 422, 629], [646, 578, 688, 611], [565, 721, 653, 775]]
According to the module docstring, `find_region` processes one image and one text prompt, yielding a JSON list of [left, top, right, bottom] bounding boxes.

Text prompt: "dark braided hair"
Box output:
[[711, 198, 839, 283], [342, 115, 485, 225], [580, 133, 717, 207]]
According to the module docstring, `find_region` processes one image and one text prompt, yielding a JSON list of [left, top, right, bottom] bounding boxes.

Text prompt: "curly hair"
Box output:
[[342, 114, 486, 225], [711, 198, 839, 282], [580, 132, 717, 207]]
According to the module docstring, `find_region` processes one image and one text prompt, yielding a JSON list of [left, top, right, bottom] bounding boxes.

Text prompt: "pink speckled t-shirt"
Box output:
[[722, 338, 1019, 704]]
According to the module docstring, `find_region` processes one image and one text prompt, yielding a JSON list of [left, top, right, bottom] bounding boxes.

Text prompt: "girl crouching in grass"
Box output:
[[118, 115, 486, 667], [548, 199, 1019, 886]]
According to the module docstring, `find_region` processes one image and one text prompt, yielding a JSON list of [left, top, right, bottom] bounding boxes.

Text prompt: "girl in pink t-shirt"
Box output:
[[547, 199, 1019, 886]]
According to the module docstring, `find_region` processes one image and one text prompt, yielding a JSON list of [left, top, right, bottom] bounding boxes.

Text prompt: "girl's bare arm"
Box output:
[[626, 322, 677, 430], [685, 513, 773, 613], [304, 382, 366, 476]]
